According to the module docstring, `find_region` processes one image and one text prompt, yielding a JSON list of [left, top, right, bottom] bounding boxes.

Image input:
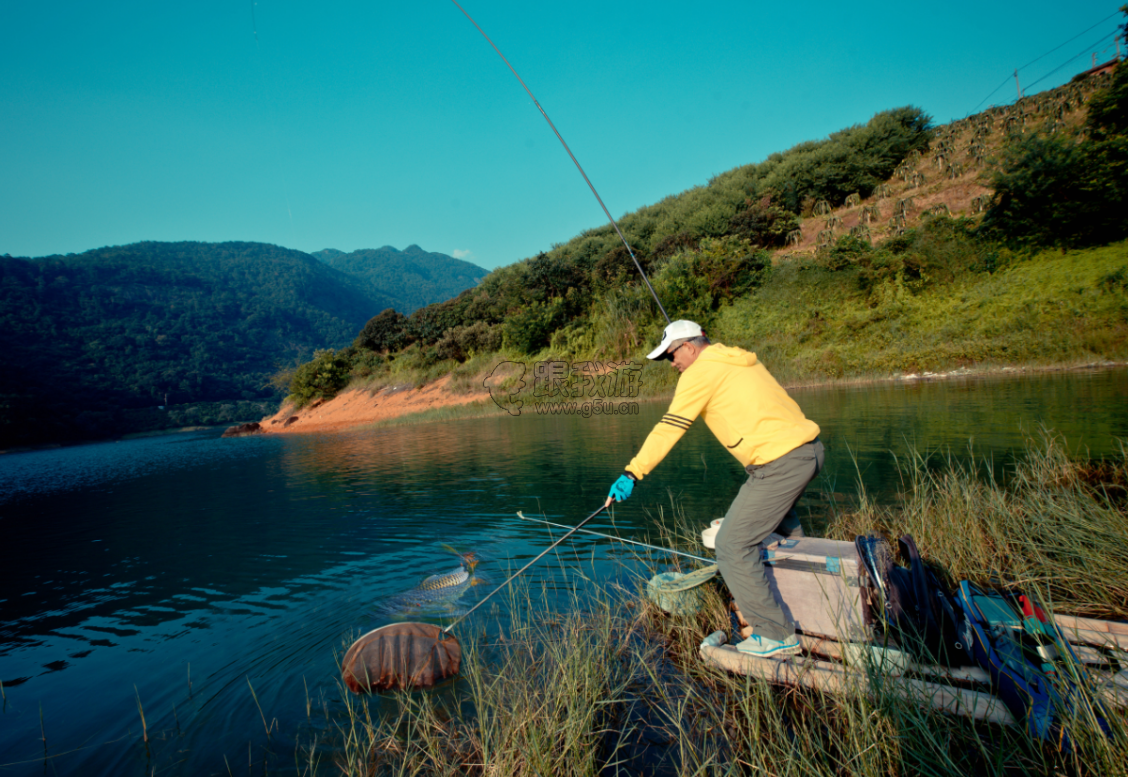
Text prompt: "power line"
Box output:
[[970, 74, 1017, 115], [1015, 9, 1121, 73], [970, 10, 1122, 114], [1023, 30, 1119, 93]]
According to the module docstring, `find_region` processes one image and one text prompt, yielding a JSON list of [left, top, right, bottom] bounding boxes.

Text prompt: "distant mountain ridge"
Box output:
[[310, 245, 487, 314], [0, 240, 483, 447]]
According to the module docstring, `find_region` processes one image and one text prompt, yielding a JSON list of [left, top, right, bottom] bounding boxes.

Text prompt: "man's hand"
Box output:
[[605, 473, 636, 507]]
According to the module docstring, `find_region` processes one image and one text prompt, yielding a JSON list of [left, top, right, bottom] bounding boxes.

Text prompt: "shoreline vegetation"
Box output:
[[257, 357, 1128, 437], [322, 434, 1128, 776]]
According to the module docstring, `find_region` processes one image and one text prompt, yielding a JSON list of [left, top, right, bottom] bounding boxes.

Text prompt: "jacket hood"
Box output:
[[697, 343, 758, 367]]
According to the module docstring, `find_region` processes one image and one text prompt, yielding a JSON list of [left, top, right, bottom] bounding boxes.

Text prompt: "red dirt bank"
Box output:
[[257, 375, 490, 435]]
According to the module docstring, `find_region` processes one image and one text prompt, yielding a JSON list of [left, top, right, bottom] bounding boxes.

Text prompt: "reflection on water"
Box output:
[[0, 368, 1126, 774]]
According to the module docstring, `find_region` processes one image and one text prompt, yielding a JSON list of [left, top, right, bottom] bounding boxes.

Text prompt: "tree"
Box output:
[[354, 308, 408, 352], [981, 50, 1128, 247]]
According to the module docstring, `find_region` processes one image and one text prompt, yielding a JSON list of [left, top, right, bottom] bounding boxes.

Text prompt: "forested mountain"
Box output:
[[310, 245, 487, 314], [0, 241, 394, 447]]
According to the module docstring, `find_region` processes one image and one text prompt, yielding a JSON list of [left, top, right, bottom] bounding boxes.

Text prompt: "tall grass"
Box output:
[[319, 436, 1128, 776], [329, 583, 650, 776], [827, 432, 1128, 621]]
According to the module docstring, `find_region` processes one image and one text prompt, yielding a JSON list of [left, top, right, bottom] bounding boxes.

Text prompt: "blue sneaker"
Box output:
[[735, 633, 801, 659]]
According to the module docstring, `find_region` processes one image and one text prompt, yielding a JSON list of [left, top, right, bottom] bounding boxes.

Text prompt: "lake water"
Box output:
[[2, 368, 1126, 775]]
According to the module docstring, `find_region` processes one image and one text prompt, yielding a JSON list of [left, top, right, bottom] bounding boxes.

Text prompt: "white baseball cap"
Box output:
[[646, 320, 705, 360]]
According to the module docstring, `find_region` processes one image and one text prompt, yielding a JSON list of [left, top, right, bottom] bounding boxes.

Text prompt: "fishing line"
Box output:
[[448, 0, 671, 324], [440, 504, 609, 635], [517, 511, 713, 563]]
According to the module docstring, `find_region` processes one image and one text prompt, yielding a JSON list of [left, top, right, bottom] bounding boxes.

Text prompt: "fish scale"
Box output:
[[418, 566, 472, 591]]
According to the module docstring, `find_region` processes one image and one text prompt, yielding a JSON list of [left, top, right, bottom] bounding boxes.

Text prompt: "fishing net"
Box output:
[[646, 566, 719, 615], [342, 623, 461, 693], [650, 565, 719, 592]]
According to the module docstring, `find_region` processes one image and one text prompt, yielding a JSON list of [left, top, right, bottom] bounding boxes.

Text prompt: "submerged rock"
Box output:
[[221, 422, 263, 438]]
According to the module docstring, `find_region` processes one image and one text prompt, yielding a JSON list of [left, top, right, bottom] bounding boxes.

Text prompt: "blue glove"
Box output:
[[607, 473, 636, 503]]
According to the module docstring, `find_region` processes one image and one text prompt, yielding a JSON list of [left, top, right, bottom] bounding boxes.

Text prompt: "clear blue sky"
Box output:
[[2, 1, 1124, 269]]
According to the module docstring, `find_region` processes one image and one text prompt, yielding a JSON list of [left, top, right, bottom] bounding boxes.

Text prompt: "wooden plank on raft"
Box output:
[[1055, 614, 1128, 636], [796, 636, 1128, 709], [764, 537, 860, 571], [1053, 614, 1128, 651], [699, 639, 1017, 726], [798, 636, 992, 684], [1071, 643, 1112, 665], [1060, 626, 1127, 650]]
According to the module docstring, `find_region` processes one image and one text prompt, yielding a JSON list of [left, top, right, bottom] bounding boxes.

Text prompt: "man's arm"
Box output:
[[625, 365, 716, 481]]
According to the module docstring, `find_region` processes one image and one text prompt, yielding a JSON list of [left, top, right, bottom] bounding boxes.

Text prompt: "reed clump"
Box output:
[[827, 433, 1128, 621]]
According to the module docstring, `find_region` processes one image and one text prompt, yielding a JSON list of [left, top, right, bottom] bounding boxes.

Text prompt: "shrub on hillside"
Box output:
[[502, 296, 567, 354], [590, 244, 654, 291], [648, 231, 698, 263], [653, 238, 769, 324], [814, 219, 985, 295], [289, 348, 354, 406], [436, 322, 503, 362], [761, 106, 933, 208], [818, 235, 874, 272], [355, 309, 409, 352], [728, 198, 801, 247], [349, 349, 386, 379], [407, 297, 469, 345]]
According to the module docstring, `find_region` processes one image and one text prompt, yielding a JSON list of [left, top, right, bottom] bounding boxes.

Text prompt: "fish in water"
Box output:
[[378, 551, 483, 618]]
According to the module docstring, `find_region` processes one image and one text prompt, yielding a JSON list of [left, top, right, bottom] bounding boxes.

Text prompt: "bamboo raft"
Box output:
[[695, 537, 1128, 725]]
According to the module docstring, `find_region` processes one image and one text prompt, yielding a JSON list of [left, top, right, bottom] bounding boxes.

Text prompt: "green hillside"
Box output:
[[311, 245, 488, 314], [288, 54, 1128, 409]]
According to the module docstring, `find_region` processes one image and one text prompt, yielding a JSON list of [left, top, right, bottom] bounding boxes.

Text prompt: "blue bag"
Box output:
[[955, 581, 1110, 749]]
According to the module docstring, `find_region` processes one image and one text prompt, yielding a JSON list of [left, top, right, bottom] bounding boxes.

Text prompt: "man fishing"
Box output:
[[605, 320, 823, 658]]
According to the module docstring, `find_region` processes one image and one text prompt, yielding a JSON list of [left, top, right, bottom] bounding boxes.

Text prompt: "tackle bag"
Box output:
[[955, 581, 1110, 748]]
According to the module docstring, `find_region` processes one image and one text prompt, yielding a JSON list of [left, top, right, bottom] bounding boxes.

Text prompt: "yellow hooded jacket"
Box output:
[[625, 344, 819, 480]]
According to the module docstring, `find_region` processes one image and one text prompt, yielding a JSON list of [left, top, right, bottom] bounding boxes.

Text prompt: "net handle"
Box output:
[[442, 504, 607, 635], [517, 511, 713, 563]]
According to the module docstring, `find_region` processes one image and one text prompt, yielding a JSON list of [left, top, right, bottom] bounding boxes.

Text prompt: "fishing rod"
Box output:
[[449, 0, 671, 325], [517, 511, 713, 564]]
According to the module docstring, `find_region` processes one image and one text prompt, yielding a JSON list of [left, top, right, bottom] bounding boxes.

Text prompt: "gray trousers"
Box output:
[[714, 439, 824, 642]]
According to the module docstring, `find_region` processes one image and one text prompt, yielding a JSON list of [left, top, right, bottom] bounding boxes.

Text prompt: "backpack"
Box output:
[[854, 532, 969, 667]]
